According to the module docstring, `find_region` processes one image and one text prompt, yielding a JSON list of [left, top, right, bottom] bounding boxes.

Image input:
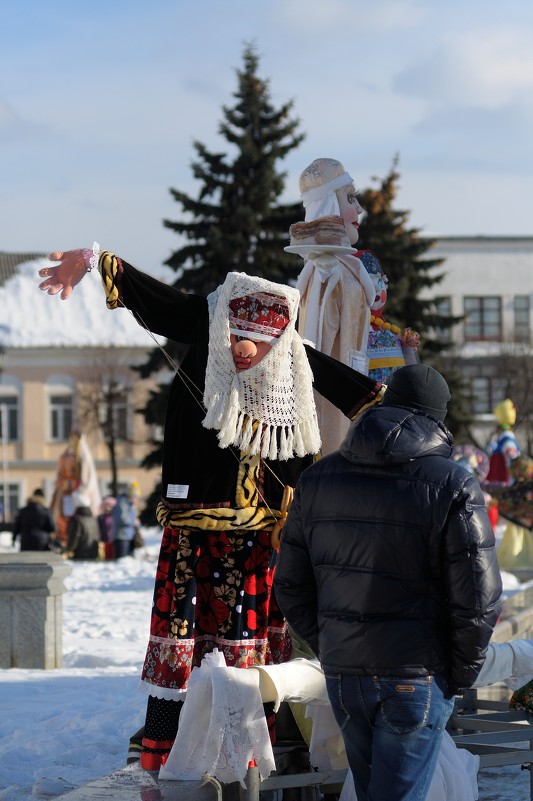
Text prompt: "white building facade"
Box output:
[[424, 236, 533, 448]]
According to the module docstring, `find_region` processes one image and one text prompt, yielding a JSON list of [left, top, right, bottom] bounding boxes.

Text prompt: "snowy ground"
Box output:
[[0, 529, 157, 801], [0, 526, 532, 801]]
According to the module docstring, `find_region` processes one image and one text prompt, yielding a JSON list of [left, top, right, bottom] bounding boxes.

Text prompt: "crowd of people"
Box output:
[[12, 482, 142, 561], [28, 155, 519, 801]]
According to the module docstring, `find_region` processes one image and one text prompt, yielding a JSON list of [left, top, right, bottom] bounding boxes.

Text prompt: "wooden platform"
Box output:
[[51, 764, 227, 801]]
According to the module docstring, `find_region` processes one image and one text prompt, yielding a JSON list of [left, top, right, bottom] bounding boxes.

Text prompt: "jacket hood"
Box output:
[[29, 493, 47, 507], [340, 405, 454, 467], [75, 506, 93, 516]]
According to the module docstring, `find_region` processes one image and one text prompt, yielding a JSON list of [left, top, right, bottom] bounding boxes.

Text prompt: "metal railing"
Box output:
[[237, 690, 533, 801]]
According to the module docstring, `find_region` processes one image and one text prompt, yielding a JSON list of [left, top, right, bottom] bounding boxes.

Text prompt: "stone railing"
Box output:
[[0, 552, 72, 669], [493, 584, 533, 643]]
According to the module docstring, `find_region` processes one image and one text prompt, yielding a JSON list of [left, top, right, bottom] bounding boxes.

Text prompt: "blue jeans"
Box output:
[[114, 539, 133, 559], [325, 673, 455, 801]]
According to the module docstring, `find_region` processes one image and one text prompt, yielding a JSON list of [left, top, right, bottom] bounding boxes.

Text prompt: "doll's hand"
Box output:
[[400, 327, 420, 348], [38, 249, 91, 300]]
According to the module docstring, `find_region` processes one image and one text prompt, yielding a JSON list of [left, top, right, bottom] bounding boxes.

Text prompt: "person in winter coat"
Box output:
[[97, 496, 117, 560], [66, 490, 100, 560], [112, 484, 139, 559], [12, 488, 55, 551], [274, 363, 503, 801]]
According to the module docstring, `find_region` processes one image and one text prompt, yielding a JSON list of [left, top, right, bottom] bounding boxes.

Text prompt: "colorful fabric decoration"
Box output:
[[359, 250, 420, 385], [492, 479, 533, 532], [229, 292, 290, 344], [510, 677, 533, 716]]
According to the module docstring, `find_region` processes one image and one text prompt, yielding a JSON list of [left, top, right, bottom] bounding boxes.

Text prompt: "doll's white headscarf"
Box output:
[[299, 157, 354, 223], [203, 272, 321, 461]]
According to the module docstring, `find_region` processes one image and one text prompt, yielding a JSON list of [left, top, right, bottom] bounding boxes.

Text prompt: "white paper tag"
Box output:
[[350, 350, 369, 375], [167, 483, 189, 499]]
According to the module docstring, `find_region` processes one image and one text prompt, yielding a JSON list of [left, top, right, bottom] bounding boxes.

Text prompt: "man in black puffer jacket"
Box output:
[[12, 488, 55, 551], [274, 364, 502, 801]]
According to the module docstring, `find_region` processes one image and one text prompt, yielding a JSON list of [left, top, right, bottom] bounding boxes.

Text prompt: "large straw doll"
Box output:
[[37, 248, 382, 769]]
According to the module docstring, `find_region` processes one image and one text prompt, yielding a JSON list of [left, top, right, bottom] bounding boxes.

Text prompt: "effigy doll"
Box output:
[[286, 157, 375, 454], [360, 249, 420, 384], [485, 400, 533, 571], [37, 247, 382, 768], [486, 399, 520, 486], [50, 428, 101, 545]]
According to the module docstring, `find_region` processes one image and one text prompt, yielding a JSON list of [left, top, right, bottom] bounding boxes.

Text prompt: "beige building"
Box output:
[[0, 252, 166, 520]]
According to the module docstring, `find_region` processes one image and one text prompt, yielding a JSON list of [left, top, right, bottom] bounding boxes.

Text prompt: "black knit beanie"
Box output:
[[381, 364, 451, 421]]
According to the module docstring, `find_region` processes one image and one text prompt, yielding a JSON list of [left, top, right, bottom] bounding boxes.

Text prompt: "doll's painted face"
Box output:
[[230, 334, 272, 372], [229, 292, 288, 371], [336, 184, 364, 245], [370, 272, 388, 313]]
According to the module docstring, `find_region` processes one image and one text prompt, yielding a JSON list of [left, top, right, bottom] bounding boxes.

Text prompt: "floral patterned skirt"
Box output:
[[141, 526, 292, 698]]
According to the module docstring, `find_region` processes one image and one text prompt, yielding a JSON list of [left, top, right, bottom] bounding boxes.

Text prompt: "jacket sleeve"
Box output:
[[12, 512, 21, 543], [44, 509, 55, 534], [304, 343, 382, 419], [274, 484, 320, 657], [443, 475, 503, 692], [98, 251, 208, 344]]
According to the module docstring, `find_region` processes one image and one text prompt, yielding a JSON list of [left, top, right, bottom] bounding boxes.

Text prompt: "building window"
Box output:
[[49, 394, 73, 442], [463, 362, 507, 415], [98, 388, 129, 441], [464, 297, 502, 341], [0, 481, 21, 522], [433, 296, 452, 343], [514, 295, 530, 343], [111, 391, 129, 441], [0, 396, 19, 442]]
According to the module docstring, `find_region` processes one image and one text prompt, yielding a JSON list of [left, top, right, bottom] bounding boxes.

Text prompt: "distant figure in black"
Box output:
[[12, 489, 55, 551], [66, 490, 100, 560]]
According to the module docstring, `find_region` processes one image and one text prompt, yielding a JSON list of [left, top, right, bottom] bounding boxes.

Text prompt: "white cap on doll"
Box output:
[[299, 158, 354, 221]]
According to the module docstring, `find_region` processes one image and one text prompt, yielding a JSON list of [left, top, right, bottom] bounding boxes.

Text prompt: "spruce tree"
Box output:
[[357, 158, 472, 439], [137, 44, 305, 523], [163, 44, 304, 296]]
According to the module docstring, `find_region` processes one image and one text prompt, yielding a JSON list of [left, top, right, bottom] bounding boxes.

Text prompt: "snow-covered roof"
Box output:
[[1, 256, 166, 348]]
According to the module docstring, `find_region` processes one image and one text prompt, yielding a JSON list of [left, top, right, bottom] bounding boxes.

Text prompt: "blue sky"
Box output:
[[2, 0, 533, 274]]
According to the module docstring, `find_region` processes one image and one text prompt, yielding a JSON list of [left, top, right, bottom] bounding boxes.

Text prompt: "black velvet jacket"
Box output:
[[99, 253, 381, 530]]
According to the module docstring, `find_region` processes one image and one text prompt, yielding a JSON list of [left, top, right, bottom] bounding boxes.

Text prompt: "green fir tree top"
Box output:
[[163, 44, 304, 296]]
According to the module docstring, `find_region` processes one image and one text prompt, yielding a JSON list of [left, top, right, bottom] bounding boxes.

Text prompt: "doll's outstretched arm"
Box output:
[[38, 247, 95, 300], [399, 327, 421, 366]]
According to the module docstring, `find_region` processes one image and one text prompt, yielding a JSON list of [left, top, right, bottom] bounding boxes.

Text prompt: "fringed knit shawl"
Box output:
[[203, 272, 321, 461]]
